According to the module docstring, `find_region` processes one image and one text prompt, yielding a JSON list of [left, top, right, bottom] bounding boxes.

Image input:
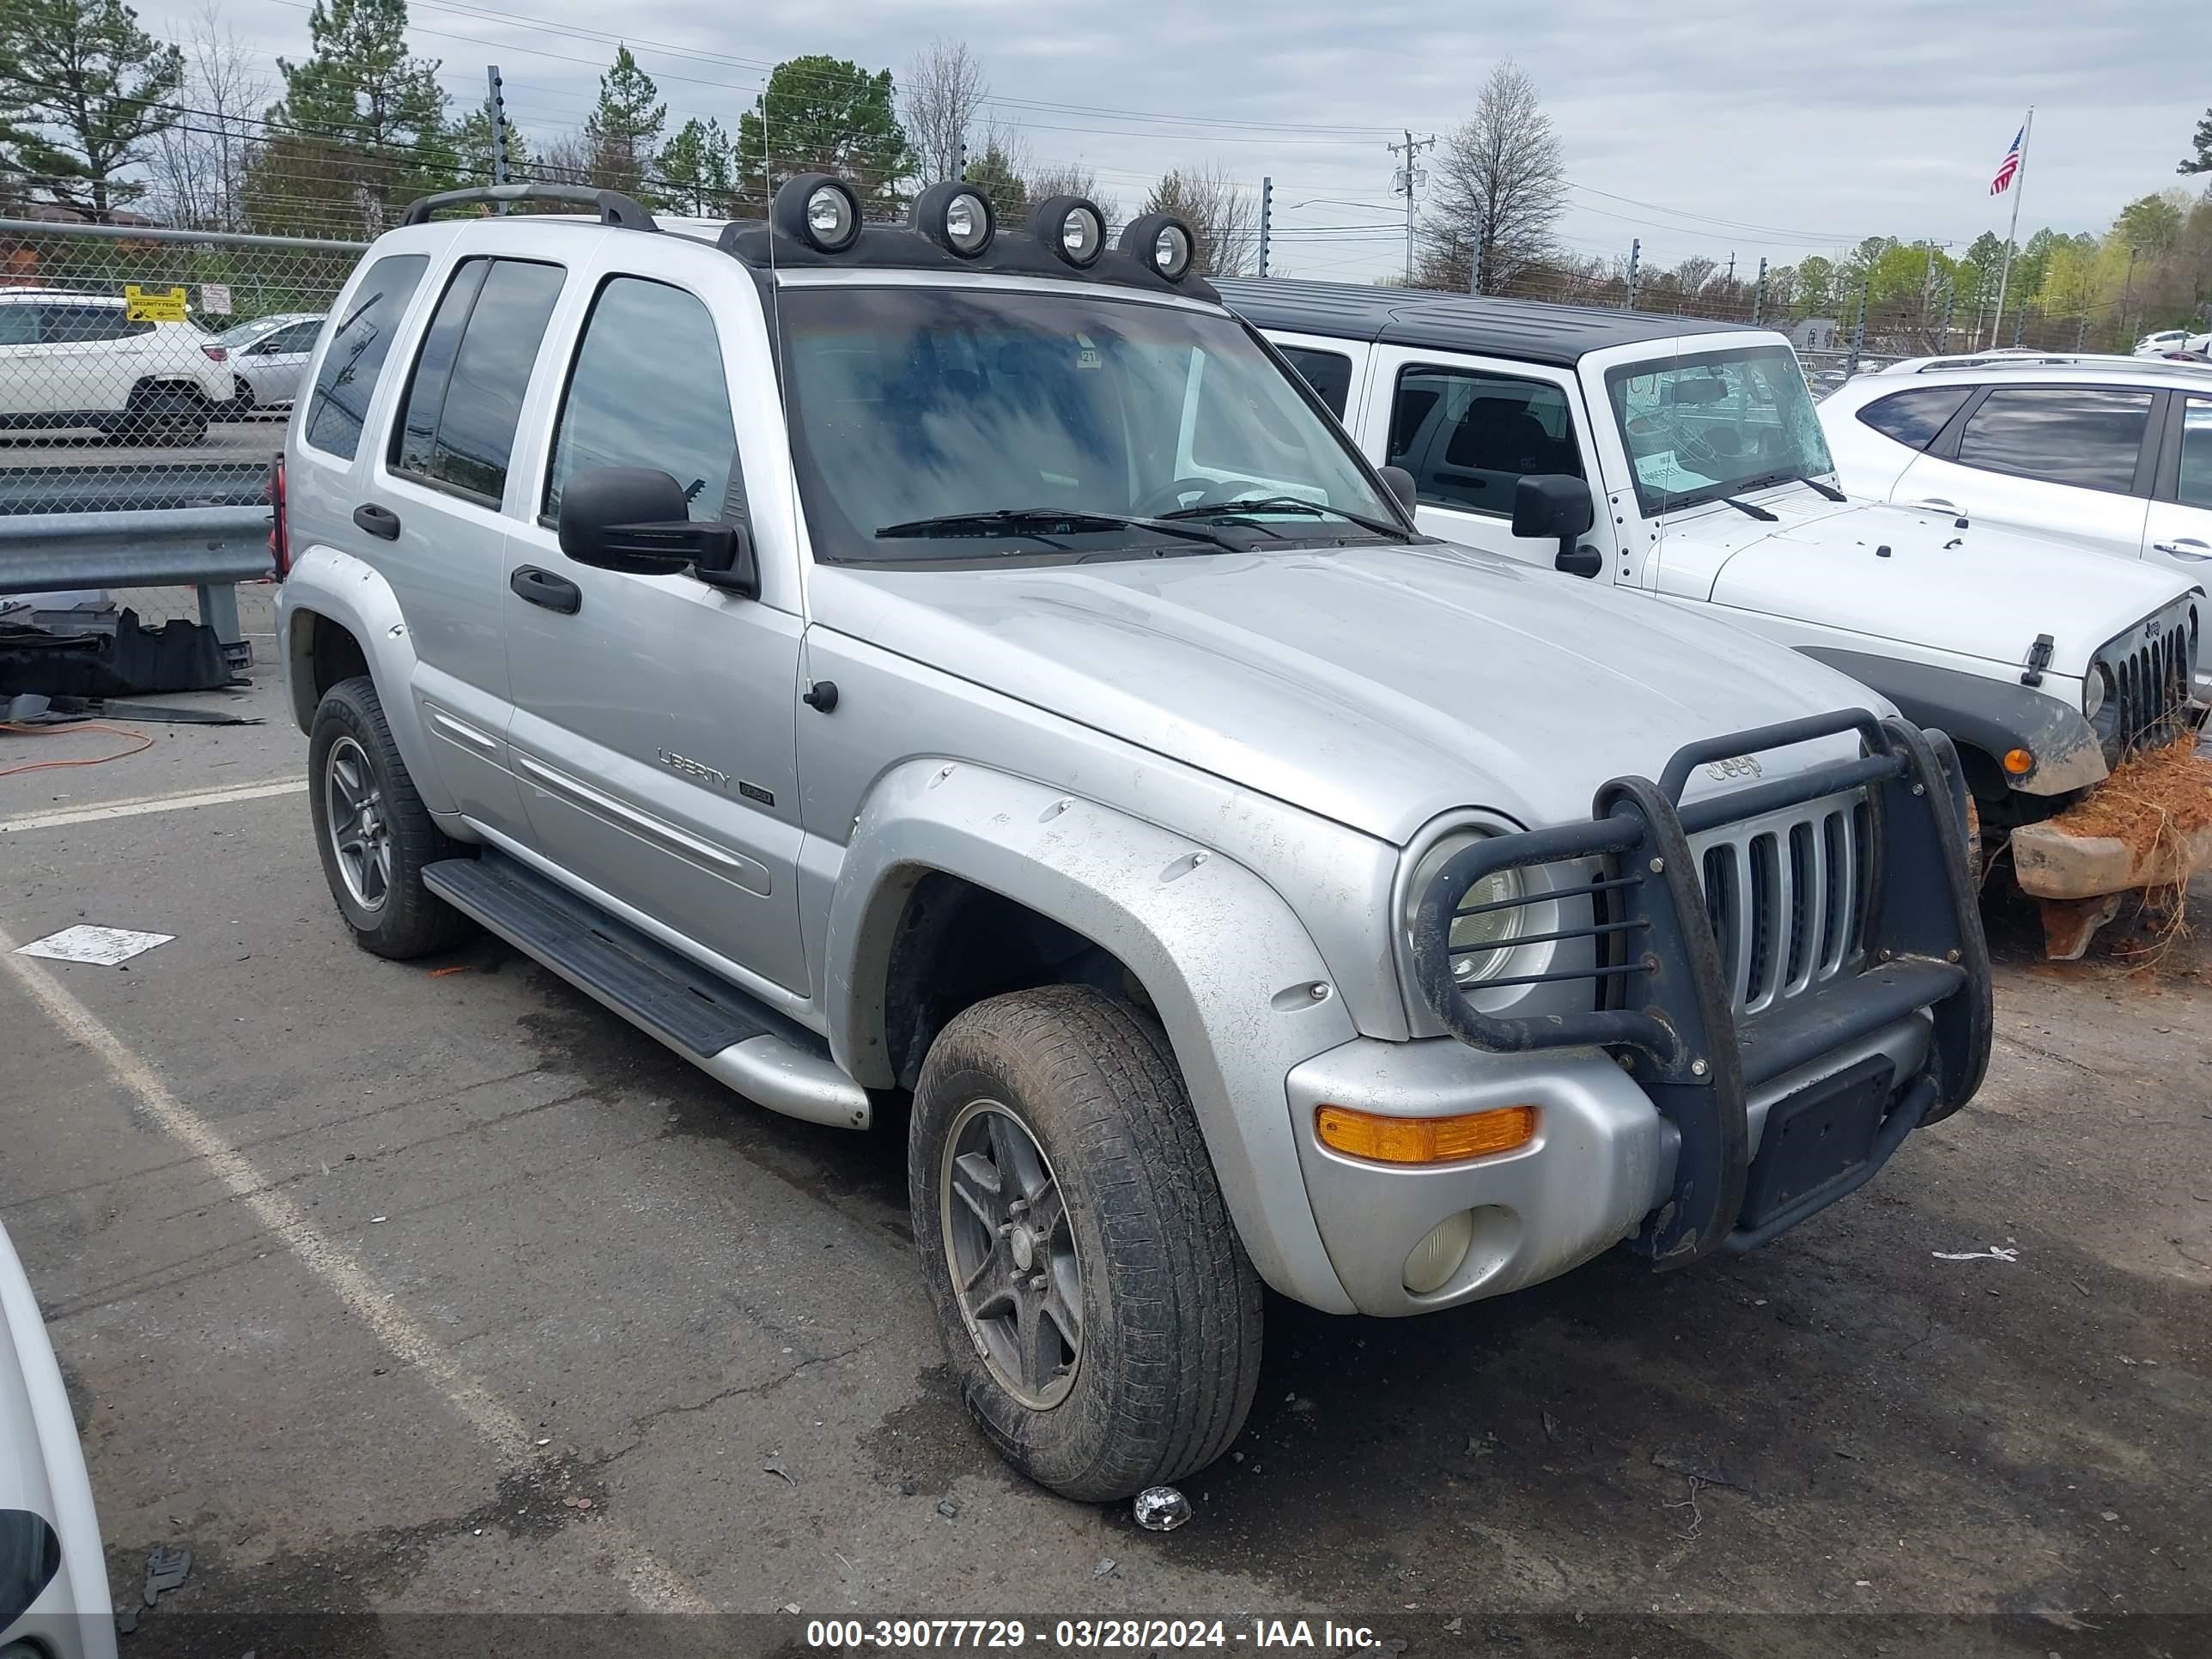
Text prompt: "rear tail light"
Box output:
[[202, 343, 228, 362], [266, 453, 289, 578]]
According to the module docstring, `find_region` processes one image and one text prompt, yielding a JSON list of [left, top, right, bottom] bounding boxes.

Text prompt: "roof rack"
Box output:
[[398, 183, 658, 231], [1908, 349, 2212, 375]]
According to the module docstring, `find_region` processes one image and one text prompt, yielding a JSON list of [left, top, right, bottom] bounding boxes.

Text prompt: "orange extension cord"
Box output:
[[0, 720, 155, 776]]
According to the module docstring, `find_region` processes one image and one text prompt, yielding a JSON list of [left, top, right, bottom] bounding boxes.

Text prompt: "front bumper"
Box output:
[[2010, 713, 2212, 904], [1310, 711, 1993, 1312], [1289, 1011, 1933, 1316]]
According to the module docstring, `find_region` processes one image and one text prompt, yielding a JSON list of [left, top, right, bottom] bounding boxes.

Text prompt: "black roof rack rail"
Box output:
[[398, 184, 659, 231]]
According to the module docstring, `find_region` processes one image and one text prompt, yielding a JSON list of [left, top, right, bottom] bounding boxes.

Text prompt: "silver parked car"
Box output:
[[274, 179, 1992, 1502], [216, 312, 325, 412]]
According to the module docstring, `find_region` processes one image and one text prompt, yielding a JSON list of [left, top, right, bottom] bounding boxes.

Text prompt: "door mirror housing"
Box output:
[[1378, 464, 1418, 513], [556, 465, 757, 598], [1554, 544, 1605, 579], [1510, 473, 1595, 543]]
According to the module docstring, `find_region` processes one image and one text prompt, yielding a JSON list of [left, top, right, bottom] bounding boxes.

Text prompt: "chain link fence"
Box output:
[[0, 218, 359, 656]]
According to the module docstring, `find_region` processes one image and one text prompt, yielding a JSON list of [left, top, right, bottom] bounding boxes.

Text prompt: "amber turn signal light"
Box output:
[[1315, 1103, 1538, 1165], [2002, 747, 2034, 775]]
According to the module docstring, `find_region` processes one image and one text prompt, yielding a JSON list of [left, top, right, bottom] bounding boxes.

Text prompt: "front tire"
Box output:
[[307, 675, 475, 959], [909, 985, 1263, 1502]]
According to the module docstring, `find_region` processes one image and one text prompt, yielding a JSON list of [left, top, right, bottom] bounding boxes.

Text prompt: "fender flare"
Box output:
[[277, 546, 457, 816], [824, 757, 1359, 1313], [1794, 646, 2106, 796]]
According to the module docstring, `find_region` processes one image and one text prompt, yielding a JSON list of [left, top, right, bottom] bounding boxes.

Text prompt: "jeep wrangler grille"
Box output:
[[2094, 601, 2199, 764]]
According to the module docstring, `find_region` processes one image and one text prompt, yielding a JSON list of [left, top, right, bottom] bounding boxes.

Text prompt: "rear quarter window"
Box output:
[[1277, 346, 1352, 419], [1855, 386, 1973, 451], [303, 253, 430, 460]]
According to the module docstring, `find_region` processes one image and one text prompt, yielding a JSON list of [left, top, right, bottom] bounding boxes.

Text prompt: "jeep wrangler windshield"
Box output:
[[776, 285, 1404, 563], [1605, 343, 1835, 516]]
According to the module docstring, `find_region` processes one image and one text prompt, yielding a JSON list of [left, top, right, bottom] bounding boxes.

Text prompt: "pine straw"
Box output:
[[2043, 733, 2212, 968]]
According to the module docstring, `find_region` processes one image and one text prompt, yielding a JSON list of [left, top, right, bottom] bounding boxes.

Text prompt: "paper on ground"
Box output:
[[14, 925, 174, 966]]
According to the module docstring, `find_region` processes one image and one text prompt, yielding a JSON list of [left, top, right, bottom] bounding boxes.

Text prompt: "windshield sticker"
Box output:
[[1632, 450, 1713, 492]]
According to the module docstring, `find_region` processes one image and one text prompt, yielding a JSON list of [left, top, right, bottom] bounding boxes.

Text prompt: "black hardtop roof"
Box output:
[[1212, 276, 1759, 368]]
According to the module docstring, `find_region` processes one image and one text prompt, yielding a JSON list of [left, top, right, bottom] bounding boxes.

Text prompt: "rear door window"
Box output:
[[1389, 363, 1582, 515], [303, 253, 429, 460], [1953, 386, 2154, 494], [2179, 398, 2212, 509], [0, 306, 35, 346], [392, 258, 565, 504], [1277, 346, 1352, 418], [1856, 386, 1973, 451]]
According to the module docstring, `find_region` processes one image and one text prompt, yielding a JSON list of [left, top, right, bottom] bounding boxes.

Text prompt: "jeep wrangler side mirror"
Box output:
[[1379, 464, 1418, 514], [1511, 473, 1599, 575], [556, 465, 757, 599]]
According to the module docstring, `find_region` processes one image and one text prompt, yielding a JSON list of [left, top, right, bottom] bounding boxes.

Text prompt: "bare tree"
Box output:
[[902, 37, 986, 187], [1415, 60, 1566, 294], [1143, 161, 1256, 276], [1028, 159, 1114, 224], [147, 0, 264, 229], [1671, 254, 1719, 295], [531, 131, 596, 186]]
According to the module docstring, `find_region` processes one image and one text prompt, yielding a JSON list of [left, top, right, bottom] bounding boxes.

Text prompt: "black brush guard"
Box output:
[[1410, 711, 1992, 1266]]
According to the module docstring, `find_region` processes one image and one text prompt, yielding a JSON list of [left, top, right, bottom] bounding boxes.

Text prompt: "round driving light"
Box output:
[[770, 173, 860, 252], [912, 180, 995, 258], [1029, 195, 1106, 267], [1118, 212, 1199, 282], [1403, 1210, 1477, 1296]]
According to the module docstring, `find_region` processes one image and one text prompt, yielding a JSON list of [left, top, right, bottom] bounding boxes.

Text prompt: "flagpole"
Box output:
[[1987, 106, 2033, 349]]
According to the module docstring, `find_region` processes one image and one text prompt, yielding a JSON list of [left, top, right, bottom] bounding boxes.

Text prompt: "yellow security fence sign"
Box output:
[[123, 283, 189, 323]]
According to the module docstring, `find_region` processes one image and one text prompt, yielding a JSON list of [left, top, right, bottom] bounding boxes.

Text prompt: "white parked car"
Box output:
[[216, 312, 325, 412], [2135, 329, 2191, 356], [1818, 352, 2212, 597], [1222, 280, 2208, 957], [0, 1220, 117, 1659], [0, 289, 231, 444]]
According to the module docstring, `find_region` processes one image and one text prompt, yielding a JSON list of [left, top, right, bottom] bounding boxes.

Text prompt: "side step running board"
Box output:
[[423, 852, 871, 1130]]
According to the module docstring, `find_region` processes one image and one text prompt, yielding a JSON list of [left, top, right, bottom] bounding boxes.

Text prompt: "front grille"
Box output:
[[1691, 793, 1873, 1018], [2097, 605, 2200, 762]]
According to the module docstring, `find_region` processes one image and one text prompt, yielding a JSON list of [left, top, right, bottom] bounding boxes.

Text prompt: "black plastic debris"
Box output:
[[142, 1543, 191, 1607], [0, 609, 232, 698]]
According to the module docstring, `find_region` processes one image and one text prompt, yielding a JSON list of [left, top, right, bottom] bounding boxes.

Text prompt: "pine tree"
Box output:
[[657, 116, 733, 216], [0, 0, 182, 221], [737, 56, 911, 216], [585, 46, 664, 198], [258, 0, 450, 234], [451, 94, 528, 187]]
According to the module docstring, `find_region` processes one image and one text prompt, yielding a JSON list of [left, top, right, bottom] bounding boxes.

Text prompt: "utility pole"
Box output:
[[1726, 251, 1736, 286], [1258, 176, 1273, 278], [485, 66, 511, 210], [1751, 256, 1768, 325], [1846, 281, 1867, 376], [1623, 238, 1640, 311], [1937, 280, 1954, 352], [1387, 130, 1434, 286]]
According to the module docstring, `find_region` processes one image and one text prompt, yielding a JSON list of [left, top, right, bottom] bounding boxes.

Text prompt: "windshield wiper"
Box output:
[[873, 507, 1247, 552], [1739, 470, 1847, 504], [1157, 495, 1413, 542], [1713, 495, 1779, 522]]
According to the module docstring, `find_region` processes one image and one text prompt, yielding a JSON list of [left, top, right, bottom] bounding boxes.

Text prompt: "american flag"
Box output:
[[1990, 128, 2023, 196]]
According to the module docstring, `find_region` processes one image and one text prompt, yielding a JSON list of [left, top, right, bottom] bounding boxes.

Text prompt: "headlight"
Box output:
[[1406, 833, 1527, 986], [2082, 662, 2109, 721]]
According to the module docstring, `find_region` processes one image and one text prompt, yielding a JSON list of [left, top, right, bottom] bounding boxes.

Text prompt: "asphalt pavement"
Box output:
[[3, 608, 2207, 1656]]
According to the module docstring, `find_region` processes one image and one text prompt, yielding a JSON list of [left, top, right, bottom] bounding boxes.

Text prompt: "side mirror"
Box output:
[[556, 466, 757, 599], [1510, 473, 1594, 543], [1379, 464, 1417, 514], [1554, 544, 1605, 579]]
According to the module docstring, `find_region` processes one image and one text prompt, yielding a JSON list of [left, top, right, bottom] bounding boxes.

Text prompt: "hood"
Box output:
[[1700, 495, 2201, 672], [810, 544, 1892, 844]]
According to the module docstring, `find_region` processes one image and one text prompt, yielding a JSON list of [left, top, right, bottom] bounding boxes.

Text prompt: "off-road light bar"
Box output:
[[913, 181, 995, 258], [774, 173, 860, 253], [1030, 195, 1106, 268], [1120, 212, 1196, 282]]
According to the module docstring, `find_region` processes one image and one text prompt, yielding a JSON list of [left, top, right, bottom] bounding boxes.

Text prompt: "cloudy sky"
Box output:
[[143, 0, 2208, 282]]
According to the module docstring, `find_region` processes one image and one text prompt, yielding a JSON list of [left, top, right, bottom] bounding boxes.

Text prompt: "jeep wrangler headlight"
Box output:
[[2082, 661, 2110, 722], [1405, 832, 1527, 986]]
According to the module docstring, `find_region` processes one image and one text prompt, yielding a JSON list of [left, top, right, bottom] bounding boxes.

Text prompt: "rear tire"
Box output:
[[307, 675, 476, 959], [908, 985, 1263, 1502]]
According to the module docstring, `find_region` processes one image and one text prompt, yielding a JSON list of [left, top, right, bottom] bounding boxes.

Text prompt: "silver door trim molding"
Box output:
[[511, 749, 774, 896]]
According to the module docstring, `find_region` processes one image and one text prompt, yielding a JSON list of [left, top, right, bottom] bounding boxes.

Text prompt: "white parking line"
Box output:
[[0, 777, 307, 835], [0, 930, 717, 1614]]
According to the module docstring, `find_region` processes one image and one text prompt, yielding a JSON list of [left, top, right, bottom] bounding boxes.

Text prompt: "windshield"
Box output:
[[776, 285, 1402, 562], [1604, 343, 1834, 515], [217, 315, 290, 348]]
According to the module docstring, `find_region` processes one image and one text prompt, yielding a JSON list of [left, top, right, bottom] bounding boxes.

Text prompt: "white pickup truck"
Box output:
[[1220, 279, 2209, 957]]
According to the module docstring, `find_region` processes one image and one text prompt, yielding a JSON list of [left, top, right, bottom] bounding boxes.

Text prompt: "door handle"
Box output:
[[352, 503, 400, 539], [510, 564, 582, 614], [2153, 538, 2212, 561]]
